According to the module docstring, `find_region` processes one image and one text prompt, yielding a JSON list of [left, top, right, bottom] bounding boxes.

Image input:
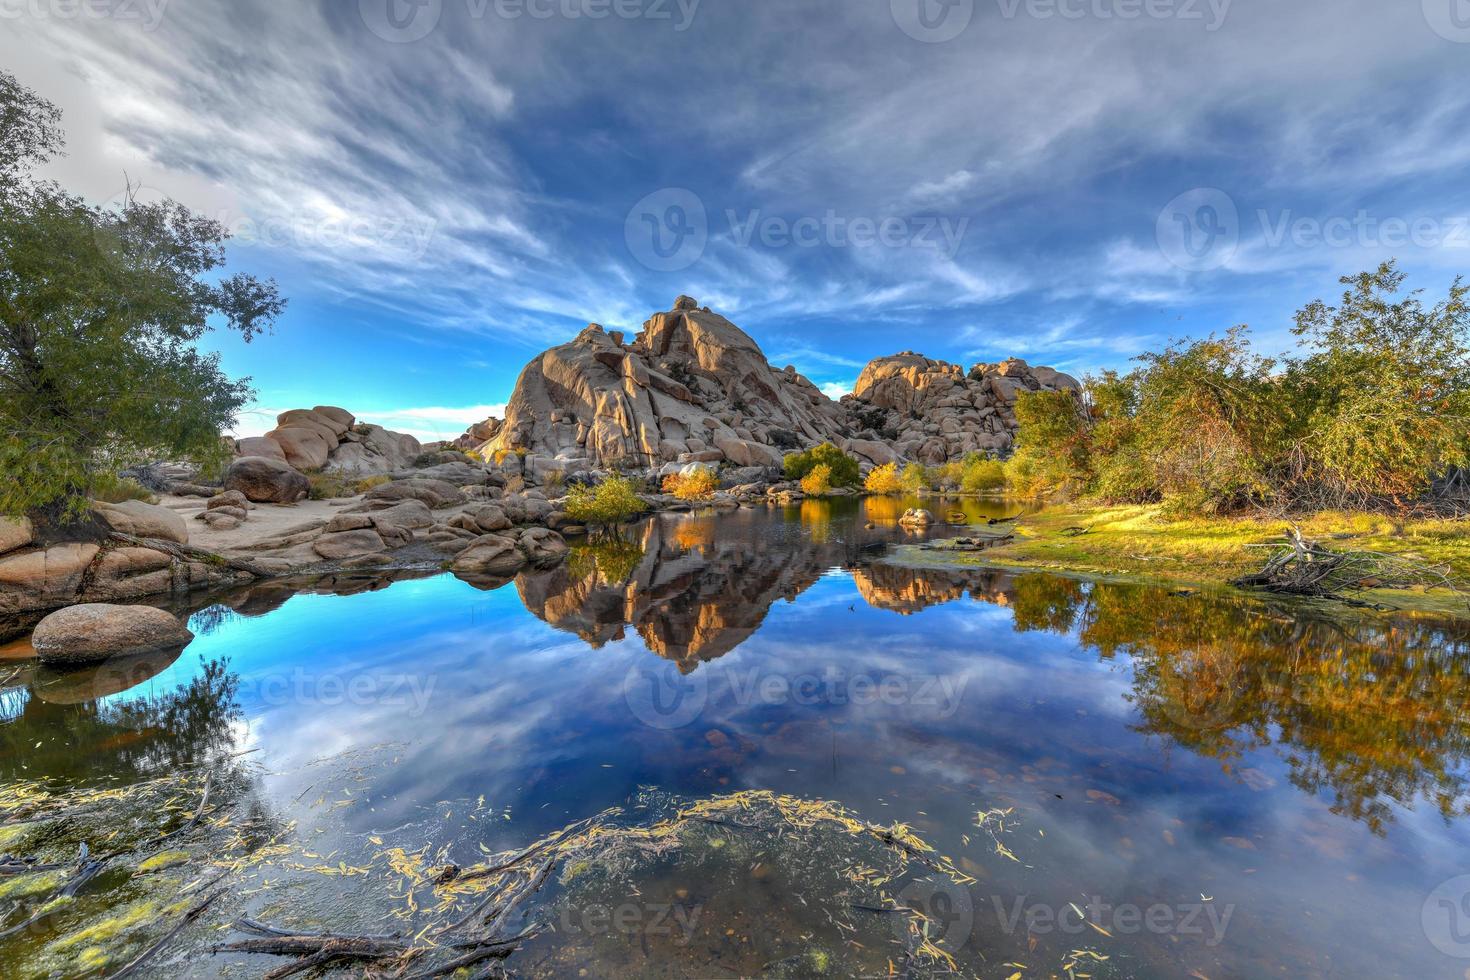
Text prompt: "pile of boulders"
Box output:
[[843, 354, 1080, 463]]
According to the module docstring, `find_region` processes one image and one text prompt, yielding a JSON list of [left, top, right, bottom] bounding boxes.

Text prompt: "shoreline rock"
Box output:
[[31, 603, 194, 666]]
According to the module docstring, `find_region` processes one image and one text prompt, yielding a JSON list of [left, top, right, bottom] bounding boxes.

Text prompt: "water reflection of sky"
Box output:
[[10, 500, 1470, 977]]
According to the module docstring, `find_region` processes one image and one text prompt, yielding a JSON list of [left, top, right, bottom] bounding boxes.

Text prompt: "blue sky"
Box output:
[[4, 0, 1469, 439]]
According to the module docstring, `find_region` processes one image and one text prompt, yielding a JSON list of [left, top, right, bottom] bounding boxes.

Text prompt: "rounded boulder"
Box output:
[[32, 604, 194, 667], [225, 456, 310, 504]]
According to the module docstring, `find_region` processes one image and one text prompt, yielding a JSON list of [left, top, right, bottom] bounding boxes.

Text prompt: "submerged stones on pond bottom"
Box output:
[[30, 603, 193, 666]]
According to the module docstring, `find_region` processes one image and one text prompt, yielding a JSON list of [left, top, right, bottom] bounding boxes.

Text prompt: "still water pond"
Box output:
[[2, 498, 1469, 978]]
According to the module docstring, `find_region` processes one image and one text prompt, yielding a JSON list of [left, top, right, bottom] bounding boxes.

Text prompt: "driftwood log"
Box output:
[[1234, 526, 1466, 608]]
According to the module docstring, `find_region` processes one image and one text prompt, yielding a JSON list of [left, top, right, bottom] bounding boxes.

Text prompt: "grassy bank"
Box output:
[[927, 504, 1470, 615]]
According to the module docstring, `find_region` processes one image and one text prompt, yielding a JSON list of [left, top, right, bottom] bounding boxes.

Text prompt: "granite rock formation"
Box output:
[[481, 296, 855, 476], [470, 297, 1079, 474], [842, 353, 1081, 463]]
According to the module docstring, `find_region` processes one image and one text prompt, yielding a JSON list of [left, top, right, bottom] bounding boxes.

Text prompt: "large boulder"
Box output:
[[93, 500, 189, 544], [518, 527, 569, 565], [450, 503, 512, 534], [266, 425, 332, 470], [31, 604, 193, 666], [312, 529, 387, 561], [363, 478, 465, 510], [224, 456, 311, 504], [235, 436, 287, 462], [451, 534, 527, 575], [403, 461, 497, 487], [0, 544, 99, 616], [364, 499, 435, 530], [0, 516, 34, 555], [500, 493, 554, 525], [323, 424, 422, 477]]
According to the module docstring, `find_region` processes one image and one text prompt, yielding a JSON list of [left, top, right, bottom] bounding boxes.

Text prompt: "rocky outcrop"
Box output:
[[484, 296, 851, 475], [843, 353, 1080, 463], [481, 298, 1081, 476], [231, 407, 422, 481], [31, 604, 193, 665]]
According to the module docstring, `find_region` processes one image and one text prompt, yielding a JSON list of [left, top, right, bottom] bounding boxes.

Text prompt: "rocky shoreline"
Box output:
[[1, 295, 1080, 640]]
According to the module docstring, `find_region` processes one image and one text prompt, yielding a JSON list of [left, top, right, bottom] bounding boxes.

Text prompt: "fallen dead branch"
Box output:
[[1234, 526, 1468, 608]]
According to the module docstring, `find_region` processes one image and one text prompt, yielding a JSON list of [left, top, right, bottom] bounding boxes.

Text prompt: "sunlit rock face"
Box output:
[[484, 297, 852, 474], [843, 353, 1081, 463], [476, 297, 1084, 472]]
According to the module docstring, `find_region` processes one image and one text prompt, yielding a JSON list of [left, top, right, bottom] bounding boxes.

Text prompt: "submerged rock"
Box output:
[[898, 508, 935, 528], [31, 604, 194, 666]]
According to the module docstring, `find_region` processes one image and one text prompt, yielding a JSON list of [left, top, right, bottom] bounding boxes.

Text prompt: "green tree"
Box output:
[[1285, 262, 1470, 508], [1007, 388, 1091, 498], [783, 442, 860, 487], [0, 71, 283, 524], [1128, 327, 1283, 514]]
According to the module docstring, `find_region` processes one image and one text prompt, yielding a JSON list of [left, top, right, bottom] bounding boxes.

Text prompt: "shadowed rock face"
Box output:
[[844, 353, 1082, 463], [485, 299, 853, 474]]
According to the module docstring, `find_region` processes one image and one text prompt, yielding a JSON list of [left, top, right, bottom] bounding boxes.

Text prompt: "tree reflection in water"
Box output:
[[506, 505, 1470, 836]]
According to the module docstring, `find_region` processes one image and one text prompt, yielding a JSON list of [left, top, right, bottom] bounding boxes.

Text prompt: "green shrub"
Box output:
[[958, 454, 1007, 493], [783, 443, 860, 487], [565, 475, 645, 526], [899, 463, 929, 493], [90, 473, 157, 505]]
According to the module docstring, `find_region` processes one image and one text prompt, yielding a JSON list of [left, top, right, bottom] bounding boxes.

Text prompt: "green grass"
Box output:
[[930, 504, 1470, 615]]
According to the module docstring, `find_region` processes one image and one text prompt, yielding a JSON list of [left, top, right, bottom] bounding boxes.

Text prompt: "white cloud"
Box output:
[[819, 380, 854, 400]]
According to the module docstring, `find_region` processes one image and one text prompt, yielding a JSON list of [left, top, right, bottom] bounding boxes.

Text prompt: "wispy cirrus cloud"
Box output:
[[2, 0, 1466, 403]]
